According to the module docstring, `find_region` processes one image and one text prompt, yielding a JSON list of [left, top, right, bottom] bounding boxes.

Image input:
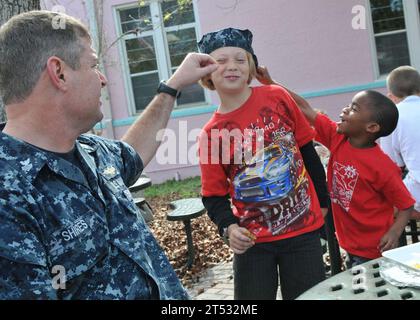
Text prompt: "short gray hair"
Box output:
[[0, 10, 91, 104], [387, 66, 420, 99]]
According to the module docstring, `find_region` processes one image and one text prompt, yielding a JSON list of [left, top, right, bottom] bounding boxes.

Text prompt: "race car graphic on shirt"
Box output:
[[233, 144, 294, 203], [232, 134, 311, 236]]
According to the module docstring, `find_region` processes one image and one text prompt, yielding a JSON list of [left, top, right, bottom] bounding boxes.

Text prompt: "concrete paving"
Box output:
[[187, 261, 282, 300]]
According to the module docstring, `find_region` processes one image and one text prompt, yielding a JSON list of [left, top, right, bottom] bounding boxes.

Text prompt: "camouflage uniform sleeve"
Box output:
[[0, 258, 57, 299], [93, 136, 144, 187], [114, 140, 144, 187], [0, 198, 57, 299]]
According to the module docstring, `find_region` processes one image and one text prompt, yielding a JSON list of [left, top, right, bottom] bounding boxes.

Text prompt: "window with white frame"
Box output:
[[369, 0, 420, 76], [117, 0, 206, 114]]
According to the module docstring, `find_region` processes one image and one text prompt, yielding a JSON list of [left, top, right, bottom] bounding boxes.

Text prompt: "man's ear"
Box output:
[[45, 56, 67, 90], [366, 122, 380, 135]]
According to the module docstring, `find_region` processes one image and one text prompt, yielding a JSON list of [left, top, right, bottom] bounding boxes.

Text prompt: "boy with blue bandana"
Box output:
[[198, 27, 328, 300]]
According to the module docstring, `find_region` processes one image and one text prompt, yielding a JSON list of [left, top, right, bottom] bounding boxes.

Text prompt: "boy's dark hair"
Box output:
[[364, 90, 399, 139], [387, 66, 420, 98]]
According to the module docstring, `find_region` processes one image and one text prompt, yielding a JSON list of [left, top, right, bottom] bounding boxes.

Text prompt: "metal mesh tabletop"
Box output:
[[167, 198, 206, 221], [129, 175, 152, 193], [297, 258, 420, 300]]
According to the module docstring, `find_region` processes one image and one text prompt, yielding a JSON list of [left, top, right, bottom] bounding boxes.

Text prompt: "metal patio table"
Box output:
[[297, 258, 420, 300]]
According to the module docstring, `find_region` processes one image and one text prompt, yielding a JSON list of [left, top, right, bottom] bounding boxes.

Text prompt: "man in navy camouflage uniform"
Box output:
[[0, 10, 217, 299]]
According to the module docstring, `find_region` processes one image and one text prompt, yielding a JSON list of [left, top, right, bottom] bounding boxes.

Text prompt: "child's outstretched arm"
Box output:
[[256, 66, 329, 217], [256, 66, 318, 125], [379, 206, 412, 252]]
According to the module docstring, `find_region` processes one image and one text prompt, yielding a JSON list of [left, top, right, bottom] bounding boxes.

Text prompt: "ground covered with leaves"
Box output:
[[144, 177, 233, 288]]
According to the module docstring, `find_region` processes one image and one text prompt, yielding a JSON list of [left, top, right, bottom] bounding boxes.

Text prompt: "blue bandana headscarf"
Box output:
[[197, 27, 258, 68]]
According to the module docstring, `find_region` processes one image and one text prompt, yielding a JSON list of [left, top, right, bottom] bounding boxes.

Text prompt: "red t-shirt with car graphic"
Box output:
[[314, 113, 415, 259], [199, 85, 324, 243]]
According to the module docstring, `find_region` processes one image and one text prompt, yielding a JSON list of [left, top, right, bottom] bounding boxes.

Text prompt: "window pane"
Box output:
[[162, 0, 195, 27], [170, 66, 205, 106], [121, 21, 153, 33], [375, 32, 410, 74], [167, 28, 198, 67], [125, 37, 157, 74], [120, 6, 152, 33], [176, 83, 206, 106], [131, 73, 160, 112], [370, 0, 405, 34]]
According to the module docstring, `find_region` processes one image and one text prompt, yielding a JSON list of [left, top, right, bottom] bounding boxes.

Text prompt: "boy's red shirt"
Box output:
[[199, 85, 324, 243], [314, 113, 415, 258]]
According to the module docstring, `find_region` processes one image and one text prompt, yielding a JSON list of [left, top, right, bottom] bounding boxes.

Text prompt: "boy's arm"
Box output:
[[257, 66, 339, 150], [375, 157, 416, 253], [256, 66, 317, 125], [300, 141, 329, 217], [257, 67, 329, 215], [202, 194, 238, 238], [199, 134, 255, 255], [202, 195, 255, 255], [379, 206, 412, 253]]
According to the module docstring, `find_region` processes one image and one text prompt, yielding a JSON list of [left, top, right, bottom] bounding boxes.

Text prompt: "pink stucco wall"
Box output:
[[197, 0, 374, 90], [42, 0, 383, 183]]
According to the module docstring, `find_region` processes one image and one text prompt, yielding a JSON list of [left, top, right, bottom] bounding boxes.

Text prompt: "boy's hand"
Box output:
[[380, 206, 412, 252], [227, 224, 256, 255], [379, 229, 400, 253], [256, 66, 276, 86]]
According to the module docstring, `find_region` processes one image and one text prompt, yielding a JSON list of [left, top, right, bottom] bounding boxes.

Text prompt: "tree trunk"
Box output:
[[0, 0, 40, 122]]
